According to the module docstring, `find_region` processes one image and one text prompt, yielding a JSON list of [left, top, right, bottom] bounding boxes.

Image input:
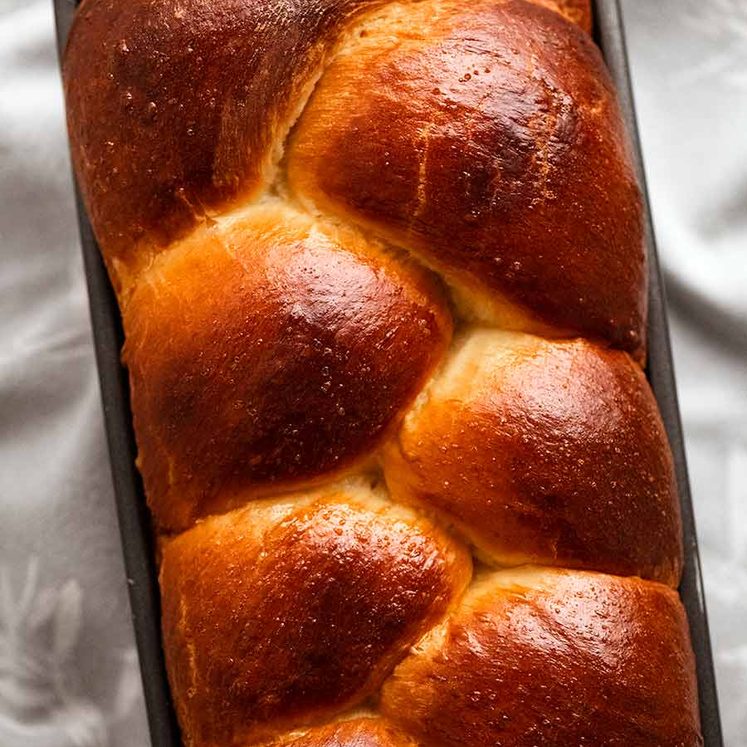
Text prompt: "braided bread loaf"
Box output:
[[63, 0, 702, 744]]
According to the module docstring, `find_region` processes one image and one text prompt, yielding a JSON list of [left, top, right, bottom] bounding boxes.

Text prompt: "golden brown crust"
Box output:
[[62, 0, 701, 743], [380, 567, 702, 747], [124, 205, 451, 532], [160, 486, 471, 746], [263, 717, 421, 746], [288, 0, 645, 357], [382, 331, 683, 585], [63, 0, 590, 292], [532, 0, 592, 31], [63, 0, 390, 284]]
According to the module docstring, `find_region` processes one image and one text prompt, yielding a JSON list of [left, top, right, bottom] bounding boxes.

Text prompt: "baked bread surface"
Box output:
[[63, 0, 701, 744]]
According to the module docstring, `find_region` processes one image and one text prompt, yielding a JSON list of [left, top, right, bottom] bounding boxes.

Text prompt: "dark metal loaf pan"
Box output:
[[53, 0, 723, 744]]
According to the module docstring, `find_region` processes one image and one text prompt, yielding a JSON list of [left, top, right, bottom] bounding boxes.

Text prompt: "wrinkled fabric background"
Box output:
[[0, 0, 745, 745]]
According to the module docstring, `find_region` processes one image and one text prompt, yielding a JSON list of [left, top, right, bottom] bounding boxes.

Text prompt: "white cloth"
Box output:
[[0, 0, 744, 745], [623, 2, 747, 743], [0, 3, 148, 746]]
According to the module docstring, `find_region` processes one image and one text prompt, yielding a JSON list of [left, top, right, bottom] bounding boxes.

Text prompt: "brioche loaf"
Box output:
[[63, 0, 702, 744]]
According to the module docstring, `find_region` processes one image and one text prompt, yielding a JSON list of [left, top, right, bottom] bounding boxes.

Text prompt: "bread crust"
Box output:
[[382, 330, 683, 585], [159, 487, 470, 746], [288, 0, 644, 356], [62, 0, 700, 743], [256, 717, 421, 745], [64, 0, 393, 281], [381, 568, 702, 747], [123, 205, 451, 531]]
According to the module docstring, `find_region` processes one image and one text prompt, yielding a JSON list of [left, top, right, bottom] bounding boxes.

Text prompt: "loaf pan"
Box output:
[[53, 0, 723, 744]]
